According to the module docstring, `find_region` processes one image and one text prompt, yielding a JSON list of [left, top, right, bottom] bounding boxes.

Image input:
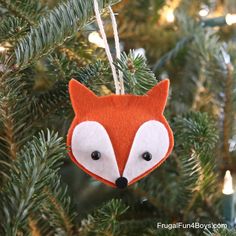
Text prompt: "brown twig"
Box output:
[[43, 187, 74, 236], [222, 63, 234, 170], [29, 217, 41, 236], [192, 67, 206, 110]]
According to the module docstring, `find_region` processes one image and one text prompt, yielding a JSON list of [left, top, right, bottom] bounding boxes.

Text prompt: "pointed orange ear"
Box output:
[[146, 79, 170, 114], [69, 79, 97, 115]]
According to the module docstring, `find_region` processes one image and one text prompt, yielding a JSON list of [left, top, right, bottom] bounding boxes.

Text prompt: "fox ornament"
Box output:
[[67, 79, 174, 188]]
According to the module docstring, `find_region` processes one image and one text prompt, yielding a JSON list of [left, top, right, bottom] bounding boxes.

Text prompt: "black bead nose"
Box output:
[[115, 177, 128, 189]]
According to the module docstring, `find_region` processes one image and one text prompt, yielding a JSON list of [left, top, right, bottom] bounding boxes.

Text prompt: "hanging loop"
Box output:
[[93, 0, 125, 94]]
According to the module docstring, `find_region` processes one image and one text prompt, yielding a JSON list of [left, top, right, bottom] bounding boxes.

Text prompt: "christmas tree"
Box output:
[[1, 0, 236, 235]]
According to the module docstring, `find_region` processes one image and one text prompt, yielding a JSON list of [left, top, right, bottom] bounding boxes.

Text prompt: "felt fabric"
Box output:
[[71, 121, 120, 183], [67, 79, 174, 188], [123, 120, 169, 183]]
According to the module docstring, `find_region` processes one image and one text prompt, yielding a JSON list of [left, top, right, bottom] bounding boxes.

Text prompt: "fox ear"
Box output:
[[69, 79, 97, 115], [146, 79, 169, 113]]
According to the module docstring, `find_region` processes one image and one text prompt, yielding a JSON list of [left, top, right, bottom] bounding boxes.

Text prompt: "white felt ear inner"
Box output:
[[123, 120, 170, 183], [71, 121, 120, 183]]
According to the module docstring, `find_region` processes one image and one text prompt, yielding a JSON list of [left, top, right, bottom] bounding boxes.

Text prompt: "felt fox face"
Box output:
[[67, 79, 174, 188]]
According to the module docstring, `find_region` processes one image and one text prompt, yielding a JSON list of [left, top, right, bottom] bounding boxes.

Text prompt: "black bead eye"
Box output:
[[142, 152, 152, 161], [91, 151, 101, 160]]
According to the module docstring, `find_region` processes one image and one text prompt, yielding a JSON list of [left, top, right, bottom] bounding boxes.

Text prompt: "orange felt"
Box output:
[[67, 79, 174, 188]]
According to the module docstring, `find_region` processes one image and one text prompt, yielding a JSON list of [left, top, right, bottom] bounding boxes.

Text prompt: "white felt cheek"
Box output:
[[71, 121, 120, 183], [123, 120, 169, 183]]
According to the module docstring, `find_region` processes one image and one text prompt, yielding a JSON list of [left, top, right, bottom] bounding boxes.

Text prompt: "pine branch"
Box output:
[[0, 0, 45, 25], [55, 32, 99, 66], [176, 151, 202, 216], [0, 130, 66, 236], [58, 46, 90, 66], [26, 59, 110, 124], [118, 219, 155, 236], [152, 36, 193, 72], [204, 228, 236, 236], [154, 12, 222, 81], [50, 32, 97, 68], [151, 13, 199, 72], [146, 230, 182, 236], [39, 176, 76, 236], [79, 199, 129, 236], [27, 79, 70, 124], [174, 112, 219, 219], [19, 58, 111, 127], [73, 60, 113, 94], [0, 76, 32, 183], [114, 50, 157, 95], [174, 112, 218, 153], [48, 52, 113, 93], [47, 53, 110, 84], [0, 16, 28, 43], [14, 0, 120, 69]]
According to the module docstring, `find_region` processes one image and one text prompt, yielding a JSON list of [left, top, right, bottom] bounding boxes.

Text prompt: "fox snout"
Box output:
[[69, 120, 172, 188]]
